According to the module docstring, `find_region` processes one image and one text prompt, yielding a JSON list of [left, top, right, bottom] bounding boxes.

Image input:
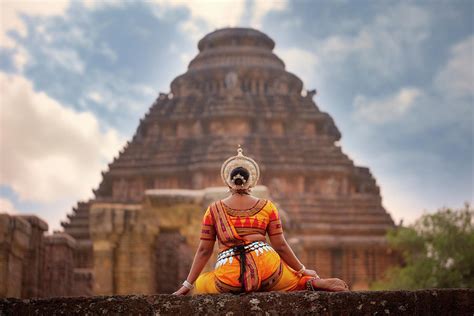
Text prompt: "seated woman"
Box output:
[[173, 147, 349, 295]]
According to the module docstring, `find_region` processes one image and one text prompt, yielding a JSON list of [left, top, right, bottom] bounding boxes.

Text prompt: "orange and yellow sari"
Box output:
[[194, 199, 313, 294]]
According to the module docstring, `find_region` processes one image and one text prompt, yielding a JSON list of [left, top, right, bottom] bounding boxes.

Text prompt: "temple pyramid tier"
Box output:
[[61, 27, 397, 293]]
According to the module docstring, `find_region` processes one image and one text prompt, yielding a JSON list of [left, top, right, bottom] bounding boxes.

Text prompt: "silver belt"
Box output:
[[215, 241, 273, 269]]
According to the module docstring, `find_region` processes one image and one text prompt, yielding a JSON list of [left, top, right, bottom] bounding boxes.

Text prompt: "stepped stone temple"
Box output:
[[0, 28, 398, 298]]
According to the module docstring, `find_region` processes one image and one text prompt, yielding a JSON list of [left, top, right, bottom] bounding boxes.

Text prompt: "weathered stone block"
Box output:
[[17, 215, 48, 298], [0, 214, 31, 298], [0, 289, 472, 315], [72, 268, 94, 297], [42, 233, 76, 297]]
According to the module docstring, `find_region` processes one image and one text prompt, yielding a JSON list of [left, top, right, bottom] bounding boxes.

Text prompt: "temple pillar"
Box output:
[[92, 240, 116, 295], [143, 190, 204, 294], [155, 228, 188, 293], [115, 231, 157, 295], [0, 215, 31, 298], [18, 216, 48, 298], [90, 203, 156, 295], [351, 248, 370, 290], [43, 233, 76, 297]]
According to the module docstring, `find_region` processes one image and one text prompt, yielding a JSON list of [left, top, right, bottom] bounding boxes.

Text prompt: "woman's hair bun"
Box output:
[[230, 167, 250, 186]]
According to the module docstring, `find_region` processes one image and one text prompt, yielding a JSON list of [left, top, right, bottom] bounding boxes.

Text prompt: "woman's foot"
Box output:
[[312, 278, 349, 292]]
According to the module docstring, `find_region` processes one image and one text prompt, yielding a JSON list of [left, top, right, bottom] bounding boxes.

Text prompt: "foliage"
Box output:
[[372, 203, 474, 290]]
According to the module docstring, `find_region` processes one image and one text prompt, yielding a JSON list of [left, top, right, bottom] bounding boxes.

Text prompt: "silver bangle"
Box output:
[[182, 280, 194, 290]]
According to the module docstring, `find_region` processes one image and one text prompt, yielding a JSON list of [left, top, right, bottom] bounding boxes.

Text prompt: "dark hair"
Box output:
[[230, 167, 249, 186]]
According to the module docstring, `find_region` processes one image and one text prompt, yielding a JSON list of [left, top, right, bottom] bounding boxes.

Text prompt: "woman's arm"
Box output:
[[269, 233, 305, 271], [173, 239, 215, 295], [269, 233, 318, 278], [186, 239, 215, 283]]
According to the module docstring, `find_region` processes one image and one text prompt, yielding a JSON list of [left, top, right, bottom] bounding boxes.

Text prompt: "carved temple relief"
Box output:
[[209, 119, 250, 136], [224, 71, 242, 96]]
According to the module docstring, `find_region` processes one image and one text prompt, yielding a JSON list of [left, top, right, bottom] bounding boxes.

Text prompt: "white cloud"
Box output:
[[98, 42, 118, 62], [275, 8, 429, 90], [180, 52, 192, 65], [82, 0, 123, 9], [45, 48, 85, 74], [81, 74, 157, 113], [152, 0, 287, 40], [0, 72, 124, 203], [0, 0, 70, 71], [279, 16, 302, 29], [156, 0, 243, 27], [0, 197, 18, 214], [435, 35, 474, 100], [0, 1, 115, 73], [250, 0, 287, 29], [0, 0, 70, 48], [313, 3, 431, 81], [12, 46, 29, 71], [132, 84, 156, 97], [87, 91, 104, 103], [354, 87, 422, 124], [276, 47, 319, 86], [318, 31, 373, 58]]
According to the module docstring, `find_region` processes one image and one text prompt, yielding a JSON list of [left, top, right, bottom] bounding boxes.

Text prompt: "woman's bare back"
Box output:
[[221, 193, 260, 210]]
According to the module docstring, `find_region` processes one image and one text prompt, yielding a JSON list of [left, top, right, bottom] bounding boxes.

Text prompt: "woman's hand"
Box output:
[[301, 269, 319, 278], [172, 286, 191, 296]]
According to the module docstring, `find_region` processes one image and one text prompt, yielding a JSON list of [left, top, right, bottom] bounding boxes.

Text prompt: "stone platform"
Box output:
[[1, 289, 473, 315]]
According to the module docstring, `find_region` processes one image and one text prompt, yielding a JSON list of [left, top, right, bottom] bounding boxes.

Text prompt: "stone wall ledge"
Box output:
[[1, 289, 473, 316]]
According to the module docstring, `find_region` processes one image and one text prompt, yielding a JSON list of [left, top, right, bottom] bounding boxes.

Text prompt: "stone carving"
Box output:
[[224, 71, 238, 89], [307, 89, 317, 99]]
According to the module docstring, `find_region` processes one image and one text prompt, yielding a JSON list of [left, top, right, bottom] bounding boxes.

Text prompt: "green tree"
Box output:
[[372, 203, 474, 290]]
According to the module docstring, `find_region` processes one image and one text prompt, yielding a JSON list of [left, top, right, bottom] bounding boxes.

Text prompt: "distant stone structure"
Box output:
[[0, 214, 80, 298], [0, 27, 397, 298]]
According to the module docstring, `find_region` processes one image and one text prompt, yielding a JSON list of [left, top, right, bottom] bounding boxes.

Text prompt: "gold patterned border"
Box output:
[[222, 199, 268, 217], [215, 276, 243, 294]]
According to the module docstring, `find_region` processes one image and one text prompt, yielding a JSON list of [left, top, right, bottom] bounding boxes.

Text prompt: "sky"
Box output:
[[0, 0, 472, 232]]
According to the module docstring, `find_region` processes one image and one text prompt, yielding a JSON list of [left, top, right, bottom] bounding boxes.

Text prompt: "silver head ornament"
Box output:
[[220, 145, 260, 190]]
